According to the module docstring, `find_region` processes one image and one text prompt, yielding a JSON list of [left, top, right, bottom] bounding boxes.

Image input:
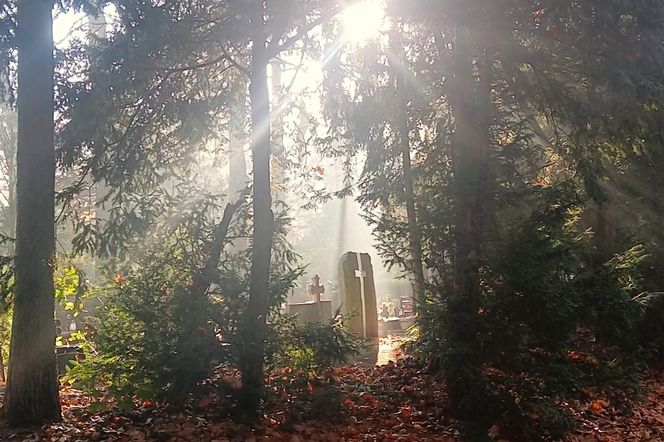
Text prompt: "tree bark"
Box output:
[[239, 0, 275, 417], [399, 131, 426, 303], [176, 202, 239, 400], [0, 105, 17, 249], [270, 59, 286, 205], [228, 77, 249, 202], [193, 201, 241, 293], [188, 202, 239, 337], [445, 6, 492, 420], [0, 347, 5, 383], [226, 74, 250, 254], [4, 0, 61, 426], [391, 28, 426, 303]]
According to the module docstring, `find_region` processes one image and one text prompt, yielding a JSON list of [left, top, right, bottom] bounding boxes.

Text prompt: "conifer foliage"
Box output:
[[1, 0, 664, 437]]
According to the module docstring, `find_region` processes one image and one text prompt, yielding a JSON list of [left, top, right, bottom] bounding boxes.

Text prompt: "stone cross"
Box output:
[[308, 274, 326, 322], [355, 253, 367, 337], [308, 274, 325, 303]]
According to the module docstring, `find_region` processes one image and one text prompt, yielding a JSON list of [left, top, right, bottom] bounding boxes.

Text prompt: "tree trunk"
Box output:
[[193, 202, 241, 293], [270, 60, 286, 206], [0, 104, 17, 250], [177, 202, 238, 401], [4, 0, 61, 426], [445, 8, 492, 421], [228, 77, 249, 202], [400, 129, 426, 304], [0, 347, 5, 383], [87, 11, 109, 281], [6, 170, 15, 245], [586, 202, 616, 269], [391, 28, 426, 303], [239, 0, 275, 417], [226, 74, 249, 254]]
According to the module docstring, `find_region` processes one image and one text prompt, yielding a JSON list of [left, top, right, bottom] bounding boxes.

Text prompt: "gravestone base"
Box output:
[[56, 345, 83, 375], [288, 300, 333, 324]]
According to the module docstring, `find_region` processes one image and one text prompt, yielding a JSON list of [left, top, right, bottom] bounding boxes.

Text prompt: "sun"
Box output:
[[340, 0, 387, 44]]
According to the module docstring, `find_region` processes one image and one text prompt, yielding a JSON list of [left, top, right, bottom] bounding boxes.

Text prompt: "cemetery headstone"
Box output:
[[287, 274, 333, 323], [309, 274, 325, 302], [338, 252, 378, 338]]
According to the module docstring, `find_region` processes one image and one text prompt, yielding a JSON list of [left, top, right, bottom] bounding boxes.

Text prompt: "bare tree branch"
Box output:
[[267, 3, 348, 59]]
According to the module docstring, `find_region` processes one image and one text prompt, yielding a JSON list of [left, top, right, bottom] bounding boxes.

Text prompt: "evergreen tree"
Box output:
[[57, 0, 345, 416], [321, 0, 664, 433], [4, 0, 61, 426], [239, 0, 275, 415]]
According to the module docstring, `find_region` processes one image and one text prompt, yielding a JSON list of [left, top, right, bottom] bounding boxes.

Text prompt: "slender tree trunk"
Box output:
[[0, 104, 14, 385], [4, 0, 61, 426], [226, 74, 249, 254], [446, 8, 492, 421], [5, 154, 15, 250], [391, 29, 426, 303], [87, 11, 109, 282], [401, 137, 426, 303], [587, 202, 615, 269], [239, 0, 275, 417], [400, 131, 426, 303], [178, 202, 238, 400], [228, 77, 249, 201], [0, 104, 16, 250], [6, 177, 15, 244], [0, 346, 5, 383], [270, 60, 286, 206]]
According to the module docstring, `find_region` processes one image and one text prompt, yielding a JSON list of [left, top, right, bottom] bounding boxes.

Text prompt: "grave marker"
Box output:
[[339, 252, 378, 338], [287, 274, 332, 323]]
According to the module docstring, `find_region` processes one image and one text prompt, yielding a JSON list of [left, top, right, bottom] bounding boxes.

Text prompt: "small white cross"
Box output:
[[355, 254, 367, 338]]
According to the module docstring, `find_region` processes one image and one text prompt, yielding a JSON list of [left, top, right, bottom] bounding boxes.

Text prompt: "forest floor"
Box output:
[[1, 336, 663, 441]]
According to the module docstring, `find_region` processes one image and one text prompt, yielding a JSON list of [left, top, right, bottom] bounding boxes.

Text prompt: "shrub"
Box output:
[[260, 314, 359, 425], [64, 244, 225, 406], [64, 207, 307, 409], [268, 313, 360, 373], [638, 292, 664, 361], [415, 190, 647, 440]]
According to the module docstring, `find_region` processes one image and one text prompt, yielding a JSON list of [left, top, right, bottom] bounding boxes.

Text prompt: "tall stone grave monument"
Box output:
[[338, 252, 379, 338]]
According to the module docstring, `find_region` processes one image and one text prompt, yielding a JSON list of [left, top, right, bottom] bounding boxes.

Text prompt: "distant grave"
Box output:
[[338, 252, 378, 338], [287, 274, 333, 324], [54, 315, 83, 375]]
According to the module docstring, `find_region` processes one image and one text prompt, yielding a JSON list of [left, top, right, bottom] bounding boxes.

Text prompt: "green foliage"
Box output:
[[261, 314, 359, 425], [65, 227, 227, 404], [637, 293, 664, 360], [575, 246, 649, 347], [306, 384, 346, 421], [55, 261, 89, 318], [0, 253, 13, 311], [321, 2, 664, 438], [416, 194, 650, 439], [39, 0, 664, 434], [268, 313, 360, 373], [0, 303, 10, 375], [64, 187, 307, 407]]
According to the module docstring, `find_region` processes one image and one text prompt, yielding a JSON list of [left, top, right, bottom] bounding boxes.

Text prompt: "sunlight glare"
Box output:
[[340, 0, 387, 44], [53, 11, 86, 48]]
